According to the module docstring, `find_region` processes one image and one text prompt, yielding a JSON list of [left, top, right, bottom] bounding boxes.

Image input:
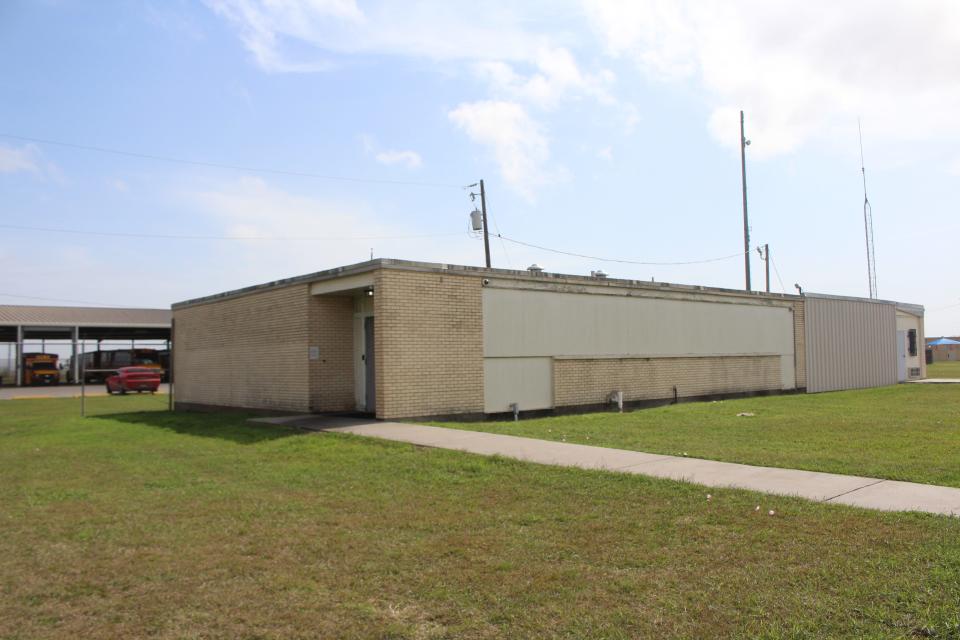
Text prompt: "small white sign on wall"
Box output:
[[308, 346, 320, 361]]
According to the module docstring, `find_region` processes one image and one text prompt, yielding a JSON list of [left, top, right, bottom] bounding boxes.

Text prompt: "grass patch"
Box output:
[[433, 385, 960, 487], [3, 396, 960, 638], [929, 361, 960, 379]]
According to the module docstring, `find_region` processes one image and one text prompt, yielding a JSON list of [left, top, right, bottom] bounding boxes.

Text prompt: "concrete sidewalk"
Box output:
[[254, 415, 960, 516]]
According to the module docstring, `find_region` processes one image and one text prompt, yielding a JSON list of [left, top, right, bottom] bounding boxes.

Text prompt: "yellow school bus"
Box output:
[[23, 353, 59, 386]]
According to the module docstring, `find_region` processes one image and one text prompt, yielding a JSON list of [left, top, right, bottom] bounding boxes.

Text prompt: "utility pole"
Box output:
[[763, 244, 770, 293], [480, 179, 491, 268], [740, 110, 751, 291], [756, 244, 770, 292]]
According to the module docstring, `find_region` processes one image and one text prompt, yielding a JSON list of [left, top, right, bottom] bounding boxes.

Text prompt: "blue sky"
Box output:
[[1, 0, 958, 335]]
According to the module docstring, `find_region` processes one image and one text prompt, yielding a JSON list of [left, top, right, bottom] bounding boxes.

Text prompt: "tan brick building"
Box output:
[[172, 259, 924, 420]]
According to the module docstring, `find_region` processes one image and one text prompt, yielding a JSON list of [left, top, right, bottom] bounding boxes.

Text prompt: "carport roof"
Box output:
[[0, 305, 171, 327]]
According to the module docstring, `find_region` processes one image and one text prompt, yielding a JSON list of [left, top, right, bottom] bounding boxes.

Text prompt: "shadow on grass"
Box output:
[[96, 410, 301, 444]]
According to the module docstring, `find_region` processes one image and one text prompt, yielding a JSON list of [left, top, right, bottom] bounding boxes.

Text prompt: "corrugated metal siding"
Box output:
[[793, 300, 807, 389], [804, 297, 897, 393]]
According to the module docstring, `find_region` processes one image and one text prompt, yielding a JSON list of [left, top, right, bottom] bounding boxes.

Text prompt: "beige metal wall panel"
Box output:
[[804, 297, 897, 393], [482, 287, 796, 389], [483, 357, 552, 412]]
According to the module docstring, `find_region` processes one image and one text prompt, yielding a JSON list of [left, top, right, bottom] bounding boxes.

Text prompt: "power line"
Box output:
[[0, 133, 464, 189], [928, 300, 960, 313], [768, 254, 788, 294], [0, 223, 465, 242], [1, 222, 744, 267], [495, 234, 749, 267]]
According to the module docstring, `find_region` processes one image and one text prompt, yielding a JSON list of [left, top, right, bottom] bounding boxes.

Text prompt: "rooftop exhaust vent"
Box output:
[[527, 263, 544, 274], [591, 270, 608, 279]]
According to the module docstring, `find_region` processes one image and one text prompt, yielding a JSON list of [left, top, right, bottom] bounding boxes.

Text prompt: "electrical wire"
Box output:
[[928, 300, 960, 313], [0, 223, 465, 242], [0, 133, 464, 189], [484, 204, 513, 269], [768, 254, 788, 294], [494, 234, 749, 266]]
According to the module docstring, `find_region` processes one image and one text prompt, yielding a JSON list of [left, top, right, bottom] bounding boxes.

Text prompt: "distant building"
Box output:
[[927, 337, 960, 362], [0, 305, 170, 386]]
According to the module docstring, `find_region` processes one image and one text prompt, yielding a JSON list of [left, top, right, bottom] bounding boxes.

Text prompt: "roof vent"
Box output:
[[527, 263, 544, 274], [590, 270, 608, 279]]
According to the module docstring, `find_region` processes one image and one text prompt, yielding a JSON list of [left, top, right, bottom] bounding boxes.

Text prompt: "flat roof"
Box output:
[[0, 305, 171, 342], [173, 258, 924, 313], [0, 305, 171, 327]]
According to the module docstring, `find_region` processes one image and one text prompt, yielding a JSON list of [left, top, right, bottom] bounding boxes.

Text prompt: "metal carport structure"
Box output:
[[0, 305, 171, 386]]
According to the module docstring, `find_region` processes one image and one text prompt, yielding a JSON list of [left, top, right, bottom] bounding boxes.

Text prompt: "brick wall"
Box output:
[[308, 295, 355, 412], [793, 299, 807, 389], [174, 284, 311, 412], [374, 269, 483, 419], [553, 355, 782, 407]]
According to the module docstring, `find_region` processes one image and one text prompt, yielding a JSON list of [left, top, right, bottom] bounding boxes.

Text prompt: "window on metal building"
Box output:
[[907, 329, 918, 357]]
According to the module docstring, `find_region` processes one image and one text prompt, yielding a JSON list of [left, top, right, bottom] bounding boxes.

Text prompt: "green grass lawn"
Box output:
[[3, 397, 960, 638], [929, 361, 960, 378], [434, 385, 960, 488]]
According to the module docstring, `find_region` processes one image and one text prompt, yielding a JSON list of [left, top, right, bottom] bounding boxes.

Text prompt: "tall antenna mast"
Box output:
[[859, 118, 878, 299]]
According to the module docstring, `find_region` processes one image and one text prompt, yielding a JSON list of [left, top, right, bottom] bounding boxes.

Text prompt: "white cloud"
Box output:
[[204, 0, 364, 72], [374, 150, 422, 169], [206, 1, 626, 197], [188, 176, 479, 285], [0, 144, 40, 173], [360, 134, 423, 169], [205, 0, 553, 72], [474, 46, 616, 109], [583, 0, 960, 157], [448, 100, 555, 200]]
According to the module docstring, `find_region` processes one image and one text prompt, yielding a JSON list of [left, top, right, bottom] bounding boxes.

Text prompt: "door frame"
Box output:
[[353, 311, 375, 412]]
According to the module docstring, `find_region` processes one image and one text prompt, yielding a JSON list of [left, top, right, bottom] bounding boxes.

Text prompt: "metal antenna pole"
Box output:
[[740, 110, 751, 291], [480, 179, 491, 268], [858, 119, 878, 299]]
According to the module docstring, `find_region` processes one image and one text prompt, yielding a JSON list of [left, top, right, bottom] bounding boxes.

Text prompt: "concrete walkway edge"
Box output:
[[253, 415, 960, 517]]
